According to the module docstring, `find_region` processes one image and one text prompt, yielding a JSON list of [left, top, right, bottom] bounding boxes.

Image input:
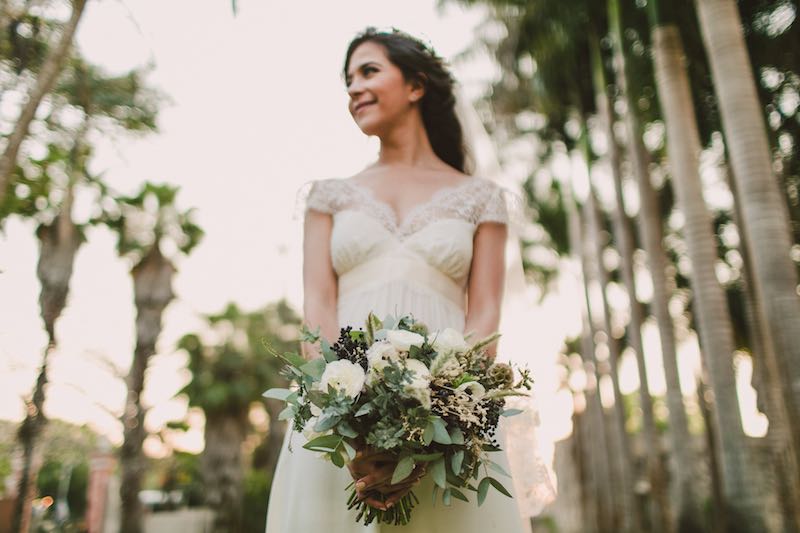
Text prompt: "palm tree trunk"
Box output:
[[11, 158, 82, 532], [696, 367, 726, 533], [0, 0, 88, 206], [564, 174, 615, 532], [694, 0, 800, 446], [202, 412, 248, 533], [119, 246, 175, 533], [584, 186, 643, 533], [262, 401, 287, 482], [723, 163, 800, 529], [650, 9, 776, 530], [591, 28, 676, 531]]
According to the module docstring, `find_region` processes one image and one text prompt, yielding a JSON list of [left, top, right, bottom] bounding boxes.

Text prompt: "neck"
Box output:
[[376, 108, 438, 168]]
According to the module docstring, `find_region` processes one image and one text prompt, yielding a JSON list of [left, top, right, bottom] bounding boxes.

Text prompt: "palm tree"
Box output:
[[646, 0, 778, 528], [177, 301, 301, 532], [101, 183, 202, 533], [693, 0, 800, 475], [0, 0, 89, 206]]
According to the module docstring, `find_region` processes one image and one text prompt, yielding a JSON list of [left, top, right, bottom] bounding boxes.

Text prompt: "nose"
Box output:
[[347, 77, 364, 100]]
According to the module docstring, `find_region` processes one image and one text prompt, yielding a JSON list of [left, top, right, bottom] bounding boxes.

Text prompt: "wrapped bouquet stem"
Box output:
[[263, 312, 534, 526]]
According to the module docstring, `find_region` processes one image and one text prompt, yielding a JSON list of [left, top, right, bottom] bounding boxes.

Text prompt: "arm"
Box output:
[[302, 208, 340, 360], [464, 221, 508, 358]]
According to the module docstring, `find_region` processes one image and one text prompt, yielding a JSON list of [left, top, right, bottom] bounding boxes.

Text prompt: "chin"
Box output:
[[354, 118, 386, 137]]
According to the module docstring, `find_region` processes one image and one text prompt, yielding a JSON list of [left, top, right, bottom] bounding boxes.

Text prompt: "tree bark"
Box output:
[[651, 14, 777, 531], [0, 0, 88, 206], [119, 246, 175, 533], [202, 412, 248, 533], [694, 0, 800, 456]]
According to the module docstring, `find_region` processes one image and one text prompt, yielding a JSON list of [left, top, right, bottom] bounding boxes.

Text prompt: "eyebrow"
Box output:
[[346, 61, 381, 83]]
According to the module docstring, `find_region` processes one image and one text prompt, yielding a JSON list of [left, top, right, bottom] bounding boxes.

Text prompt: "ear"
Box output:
[[408, 74, 427, 103]]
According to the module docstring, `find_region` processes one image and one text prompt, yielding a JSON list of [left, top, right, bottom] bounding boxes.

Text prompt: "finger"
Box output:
[[355, 469, 393, 492]]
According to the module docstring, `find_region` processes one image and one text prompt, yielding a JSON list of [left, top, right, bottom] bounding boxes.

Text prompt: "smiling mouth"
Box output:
[[354, 101, 376, 113]]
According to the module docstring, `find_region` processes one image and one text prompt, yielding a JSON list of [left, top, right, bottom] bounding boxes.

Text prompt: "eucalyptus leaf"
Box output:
[[391, 456, 415, 484], [449, 427, 465, 445], [451, 450, 464, 474], [262, 388, 293, 401], [331, 449, 345, 468], [500, 408, 523, 417], [477, 477, 491, 506], [488, 477, 512, 498], [315, 414, 341, 432], [450, 487, 469, 503], [354, 402, 374, 417], [300, 358, 326, 379], [423, 421, 435, 446], [431, 417, 452, 445], [442, 487, 452, 507], [277, 405, 296, 421], [487, 460, 511, 478], [336, 420, 358, 438], [412, 452, 443, 462], [320, 339, 337, 362], [430, 457, 446, 489]]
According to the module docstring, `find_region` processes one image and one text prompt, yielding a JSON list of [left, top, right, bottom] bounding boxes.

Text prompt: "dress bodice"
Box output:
[[303, 177, 509, 312]]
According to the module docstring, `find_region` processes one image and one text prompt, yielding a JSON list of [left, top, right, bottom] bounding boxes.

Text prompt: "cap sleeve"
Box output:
[[294, 179, 341, 219], [477, 182, 509, 225]]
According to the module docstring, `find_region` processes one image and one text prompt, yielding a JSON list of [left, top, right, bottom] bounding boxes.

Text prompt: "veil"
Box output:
[[455, 91, 558, 518]]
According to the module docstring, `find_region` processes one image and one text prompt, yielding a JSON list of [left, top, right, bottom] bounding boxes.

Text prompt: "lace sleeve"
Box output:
[[293, 179, 340, 220], [477, 184, 509, 225]]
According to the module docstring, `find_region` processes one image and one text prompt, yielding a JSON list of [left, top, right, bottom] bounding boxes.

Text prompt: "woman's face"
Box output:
[[345, 41, 423, 136]]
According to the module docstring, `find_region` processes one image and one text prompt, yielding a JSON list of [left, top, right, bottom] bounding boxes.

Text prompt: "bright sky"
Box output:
[[0, 0, 766, 459]]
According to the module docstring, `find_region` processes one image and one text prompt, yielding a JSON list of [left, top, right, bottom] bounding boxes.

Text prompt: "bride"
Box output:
[[266, 27, 541, 533]]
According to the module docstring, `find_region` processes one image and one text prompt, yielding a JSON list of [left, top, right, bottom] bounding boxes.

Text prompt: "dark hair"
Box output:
[[343, 27, 468, 173]]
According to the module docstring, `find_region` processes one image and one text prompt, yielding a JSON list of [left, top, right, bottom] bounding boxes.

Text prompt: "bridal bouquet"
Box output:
[[263, 313, 533, 526]]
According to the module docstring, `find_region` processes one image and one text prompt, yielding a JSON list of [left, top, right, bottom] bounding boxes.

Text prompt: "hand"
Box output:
[[347, 446, 426, 510]]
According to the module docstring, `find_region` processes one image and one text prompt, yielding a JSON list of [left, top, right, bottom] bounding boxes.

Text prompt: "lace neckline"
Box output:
[[342, 177, 480, 235]]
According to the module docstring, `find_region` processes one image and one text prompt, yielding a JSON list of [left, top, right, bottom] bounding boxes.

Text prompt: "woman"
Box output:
[[265, 27, 531, 533]]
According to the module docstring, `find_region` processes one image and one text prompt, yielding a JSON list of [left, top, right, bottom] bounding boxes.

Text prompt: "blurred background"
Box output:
[[0, 0, 798, 532]]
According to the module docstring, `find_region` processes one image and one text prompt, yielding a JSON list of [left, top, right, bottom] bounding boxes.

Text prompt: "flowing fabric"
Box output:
[[266, 177, 534, 533]]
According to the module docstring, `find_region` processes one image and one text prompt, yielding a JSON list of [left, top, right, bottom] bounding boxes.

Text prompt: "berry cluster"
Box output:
[[332, 326, 369, 370]]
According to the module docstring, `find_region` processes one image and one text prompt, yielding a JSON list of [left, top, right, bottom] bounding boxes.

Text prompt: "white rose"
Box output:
[[404, 358, 432, 390], [319, 359, 366, 398], [432, 328, 469, 354], [366, 340, 403, 367], [455, 381, 486, 403], [386, 329, 425, 351]]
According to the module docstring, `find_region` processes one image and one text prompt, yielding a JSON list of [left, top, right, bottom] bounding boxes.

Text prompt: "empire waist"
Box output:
[[337, 254, 465, 310]]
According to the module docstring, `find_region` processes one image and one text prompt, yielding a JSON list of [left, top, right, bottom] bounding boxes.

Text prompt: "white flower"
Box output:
[[366, 340, 403, 367], [455, 381, 486, 403], [432, 328, 469, 355], [386, 329, 425, 351], [404, 358, 432, 409], [319, 359, 366, 398]]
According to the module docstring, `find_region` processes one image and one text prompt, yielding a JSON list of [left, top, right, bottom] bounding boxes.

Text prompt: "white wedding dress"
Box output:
[[265, 176, 532, 533]]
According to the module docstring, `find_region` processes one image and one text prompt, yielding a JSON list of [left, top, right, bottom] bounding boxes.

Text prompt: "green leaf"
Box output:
[[430, 457, 446, 489], [320, 340, 337, 362], [303, 434, 342, 452], [501, 408, 523, 417], [391, 456, 415, 484], [477, 477, 491, 506], [449, 427, 464, 445], [300, 358, 326, 379], [442, 487, 452, 507], [451, 450, 464, 474], [262, 388, 294, 401], [331, 449, 345, 468], [277, 405, 296, 421], [487, 460, 511, 478], [450, 487, 469, 503], [423, 421, 435, 446], [306, 390, 326, 407], [354, 403, 374, 417], [431, 417, 452, 445], [342, 439, 356, 460], [336, 420, 358, 438], [488, 477, 512, 498], [412, 452, 443, 462], [315, 414, 341, 432], [279, 351, 307, 368]]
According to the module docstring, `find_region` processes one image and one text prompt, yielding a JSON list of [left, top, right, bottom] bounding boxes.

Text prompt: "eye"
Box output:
[[363, 66, 378, 76]]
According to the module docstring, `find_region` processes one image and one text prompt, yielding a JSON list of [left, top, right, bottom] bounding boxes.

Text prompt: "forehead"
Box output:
[[347, 41, 389, 74]]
